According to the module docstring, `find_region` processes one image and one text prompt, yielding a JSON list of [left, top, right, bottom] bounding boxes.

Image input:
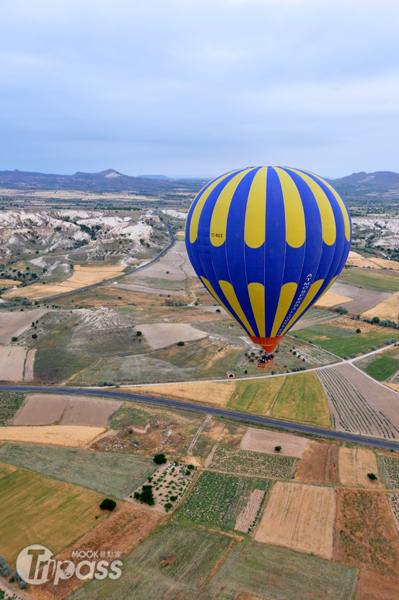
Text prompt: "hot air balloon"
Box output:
[[185, 167, 351, 365]]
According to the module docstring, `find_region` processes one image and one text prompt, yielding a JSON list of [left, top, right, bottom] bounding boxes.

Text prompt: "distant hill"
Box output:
[[0, 169, 206, 195], [329, 171, 399, 199]]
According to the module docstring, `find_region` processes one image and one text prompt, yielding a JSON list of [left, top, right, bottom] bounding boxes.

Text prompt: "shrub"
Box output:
[[373, 316, 380, 323], [134, 491, 140, 500], [356, 329, 361, 334], [274, 445, 282, 452], [187, 464, 195, 470], [216, 308, 220, 312], [98, 381, 106, 387], [343, 355, 348, 360], [164, 502, 173, 512], [136, 331, 142, 336], [350, 354, 356, 358], [308, 340, 314, 344], [100, 498, 116, 511], [32, 333, 37, 339], [154, 453, 167, 465], [370, 346, 377, 351], [177, 341, 185, 346], [367, 473, 378, 481], [139, 485, 155, 505], [11, 336, 17, 342]]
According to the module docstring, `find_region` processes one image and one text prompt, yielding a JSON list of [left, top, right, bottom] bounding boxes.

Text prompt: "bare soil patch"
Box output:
[[317, 363, 399, 439], [0, 346, 27, 381], [235, 489, 265, 533], [35, 504, 165, 600], [338, 447, 382, 488], [140, 322, 208, 349], [4, 264, 126, 299], [334, 489, 399, 575], [356, 571, 399, 600], [132, 380, 235, 407], [23, 348, 36, 381], [330, 281, 391, 313], [295, 441, 338, 484], [240, 427, 309, 458], [13, 394, 122, 427], [315, 290, 353, 308], [0, 425, 105, 447], [254, 482, 335, 559], [0, 309, 46, 343]]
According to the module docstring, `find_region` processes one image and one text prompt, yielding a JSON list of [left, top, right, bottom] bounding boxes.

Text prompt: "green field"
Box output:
[[271, 371, 331, 427], [339, 269, 399, 291], [0, 391, 25, 426], [378, 455, 399, 489], [365, 355, 399, 381], [70, 523, 357, 600], [208, 446, 297, 479], [70, 524, 232, 600], [177, 470, 269, 533], [0, 461, 104, 566], [201, 539, 358, 600], [0, 443, 156, 498], [294, 325, 398, 357], [227, 377, 285, 414]]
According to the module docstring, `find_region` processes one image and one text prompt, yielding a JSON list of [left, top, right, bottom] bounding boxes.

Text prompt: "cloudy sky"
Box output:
[[1, 0, 399, 178]]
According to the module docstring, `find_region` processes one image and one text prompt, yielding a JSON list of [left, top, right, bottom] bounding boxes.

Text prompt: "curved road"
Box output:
[[2, 383, 399, 451], [36, 222, 175, 302]]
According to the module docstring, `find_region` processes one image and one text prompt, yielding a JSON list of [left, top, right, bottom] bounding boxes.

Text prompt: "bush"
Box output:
[[165, 502, 173, 512], [136, 331, 142, 336], [274, 445, 282, 452], [373, 316, 380, 323], [350, 353, 356, 358], [100, 498, 117, 511], [32, 333, 37, 339], [216, 309, 220, 313], [356, 329, 361, 334], [154, 453, 167, 465], [187, 464, 195, 470], [343, 355, 348, 360], [134, 491, 140, 500], [367, 473, 378, 481], [98, 381, 106, 387], [11, 336, 17, 342], [139, 485, 155, 506], [177, 341, 185, 346], [308, 340, 314, 344]]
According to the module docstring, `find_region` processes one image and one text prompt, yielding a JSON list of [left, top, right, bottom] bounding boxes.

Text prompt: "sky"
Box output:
[[1, 0, 399, 179]]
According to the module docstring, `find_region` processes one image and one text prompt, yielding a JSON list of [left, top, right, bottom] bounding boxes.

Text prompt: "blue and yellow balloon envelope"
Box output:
[[185, 166, 351, 354]]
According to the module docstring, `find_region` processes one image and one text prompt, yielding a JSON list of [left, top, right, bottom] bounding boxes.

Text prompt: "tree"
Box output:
[[373, 316, 380, 323], [367, 473, 378, 481], [154, 453, 167, 465], [177, 341, 185, 346], [139, 485, 155, 505], [136, 331, 142, 336], [356, 329, 361, 334], [100, 498, 117, 511], [274, 446, 282, 452]]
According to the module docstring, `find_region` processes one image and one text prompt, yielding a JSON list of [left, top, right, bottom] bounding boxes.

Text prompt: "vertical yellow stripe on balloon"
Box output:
[[200, 277, 235, 321], [280, 279, 324, 335], [244, 167, 267, 248], [271, 282, 297, 338], [219, 280, 255, 336], [189, 170, 239, 244], [302, 170, 351, 242], [274, 167, 306, 248], [290, 169, 336, 246], [248, 282, 265, 338], [210, 168, 254, 247]]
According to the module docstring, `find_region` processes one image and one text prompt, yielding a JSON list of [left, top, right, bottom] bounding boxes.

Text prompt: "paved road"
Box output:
[[2, 383, 399, 451], [34, 222, 175, 302]]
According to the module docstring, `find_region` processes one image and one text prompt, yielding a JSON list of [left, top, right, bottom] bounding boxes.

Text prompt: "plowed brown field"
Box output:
[[338, 447, 382, 488], [356, 571, 399, 600], [254, 482, 336, 559], [295, 442, 338, 484], [334, 489, 399, 575]]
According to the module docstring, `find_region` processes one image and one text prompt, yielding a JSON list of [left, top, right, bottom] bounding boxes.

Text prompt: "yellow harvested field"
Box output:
[[385, 382, 399, 393], [0, 279, 22, 287], [3, 264, 126, 299], [338, 447, 382, 488], [362, 290, 399, 320], [346, 251, 399, 271], [254, 482, 336, 559], [315, 290, 353, 308], [129, 380, 236, 407], [0, 425, 105, 447]]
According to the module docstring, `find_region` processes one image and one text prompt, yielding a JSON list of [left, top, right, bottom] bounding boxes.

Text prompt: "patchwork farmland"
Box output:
[[207, 446, 297, 479], [379, 455, 399, 489]]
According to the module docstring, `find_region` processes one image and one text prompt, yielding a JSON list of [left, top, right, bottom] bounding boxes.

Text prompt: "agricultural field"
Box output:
[[139, 322, 208, 349], [128, 461, 196, 513], [207, 446, 297, 479], [315, 289, 353, 307], [334, 489, 399, 575], [69, 523, 233, 600], [240, 426, 309, 458], [177, 470, 270, 534], [200, 541, 357, 600], [37, 504, 165, 600], [295, 441, 339, 484], [364, 354, 399, 381], [294, 323, 398, 357], [0, 461, 105, 567], [356, 570, 399, 600], [338, 447, 381, 488], [133, 380, 236, 408], [0, 391, 25, 426], [0, 425, 104, 447], [362, 289, 399, 321], [254, 482, 336, 559], [0, 309, 46, 343], [339, 268, 399, 291], [13, 393, 122, 426], [379, 455, 399, 489], [227, 376, 285, 414], [389, 493, 399, 532], [271, 371, 331, 427], [317, 364, 399, 439], [0, 345, 29, 381], [327, 280, 392, 313], [0, 442, 157, 498]]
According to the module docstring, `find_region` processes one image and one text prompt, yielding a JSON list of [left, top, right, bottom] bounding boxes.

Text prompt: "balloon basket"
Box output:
[[257, 353, 274, 369]]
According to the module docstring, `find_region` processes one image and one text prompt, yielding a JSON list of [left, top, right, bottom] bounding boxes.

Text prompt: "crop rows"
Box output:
[[177, 470, 269, 533], [378, 456, 399, 489], [209, 447, 297, 479], [317, 369, 399, 439], [388, 493, 399, 532], [0, 392, 26, 426]]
